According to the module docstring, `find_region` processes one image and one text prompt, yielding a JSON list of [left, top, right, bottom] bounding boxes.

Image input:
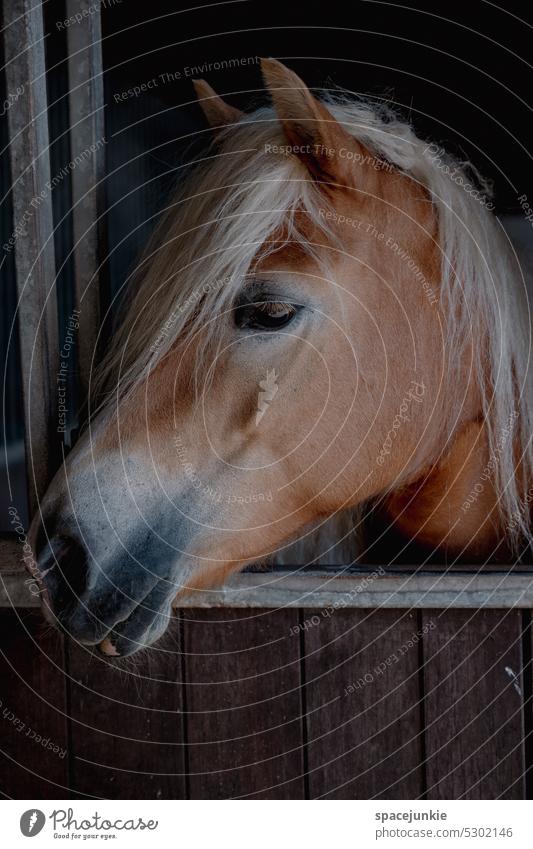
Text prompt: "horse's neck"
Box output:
[[276, 420, 512, 567], [379, 419, 510, 562]]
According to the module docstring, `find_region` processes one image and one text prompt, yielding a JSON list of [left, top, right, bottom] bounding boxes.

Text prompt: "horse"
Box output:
[[29, 59, 533, 657]]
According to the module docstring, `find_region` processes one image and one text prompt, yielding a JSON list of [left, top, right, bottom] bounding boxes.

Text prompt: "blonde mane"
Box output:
[[93, 95, 533, 559]]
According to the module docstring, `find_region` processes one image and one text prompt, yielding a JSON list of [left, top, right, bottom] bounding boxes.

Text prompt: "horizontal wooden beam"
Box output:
[[2, 563, 533, 609]]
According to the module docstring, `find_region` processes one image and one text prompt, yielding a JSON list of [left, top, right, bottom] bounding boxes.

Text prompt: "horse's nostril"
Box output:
[[36, 534, 88, 618]]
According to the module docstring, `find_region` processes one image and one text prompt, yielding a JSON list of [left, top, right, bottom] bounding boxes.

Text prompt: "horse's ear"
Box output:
[[192, 79, 243, 131], [261, 58, 360, 183]]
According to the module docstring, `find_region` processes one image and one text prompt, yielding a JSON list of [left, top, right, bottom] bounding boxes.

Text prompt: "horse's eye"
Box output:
[[234, 301, 300, 330]]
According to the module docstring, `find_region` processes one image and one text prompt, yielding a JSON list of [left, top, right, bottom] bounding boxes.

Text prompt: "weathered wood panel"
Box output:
[[4, 566, 533, 610], [526, 612, 533, 799], [423, 609, 525, 799], [0, 606, 529, 799], [67, 618, 186, 799], [304, 608, 425, 798], [3, 0, 60, 511], [183, 608, 305, 798], [65, 0, 105, 401], [0, 609, 68, 797]]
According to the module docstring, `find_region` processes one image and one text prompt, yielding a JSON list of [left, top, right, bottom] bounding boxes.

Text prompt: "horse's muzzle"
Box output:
[[33, 527, 176, 657], [35, 534, 88, 621]]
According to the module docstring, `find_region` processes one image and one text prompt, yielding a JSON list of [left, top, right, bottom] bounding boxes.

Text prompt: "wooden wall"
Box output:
[[0, 607, 530, 799]]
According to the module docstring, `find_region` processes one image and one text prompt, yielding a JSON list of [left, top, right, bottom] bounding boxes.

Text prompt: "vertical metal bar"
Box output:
[[4, 0, 60, 515], [65, 0, 105, 405]]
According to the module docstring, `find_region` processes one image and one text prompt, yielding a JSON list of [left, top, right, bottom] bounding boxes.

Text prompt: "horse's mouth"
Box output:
[[30, 526, 179, 657], [59, 580, 176, 658], [35, 554, 175, 657], [94, 582, 176, 657], [52, 594, 174, 658]]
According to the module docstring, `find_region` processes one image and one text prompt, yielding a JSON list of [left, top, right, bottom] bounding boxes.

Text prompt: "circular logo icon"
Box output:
[[20, 810, 46, 837]]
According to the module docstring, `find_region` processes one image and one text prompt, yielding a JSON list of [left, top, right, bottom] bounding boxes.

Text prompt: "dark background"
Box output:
[[98, 0, 533, 294], [100, 0, 533, 206]]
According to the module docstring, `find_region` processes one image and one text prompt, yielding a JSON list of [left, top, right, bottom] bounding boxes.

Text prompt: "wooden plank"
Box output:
[[526, 612, 533, 798], [3, 0, 60, 512], [0, 537, 20, 570], [0, 609, 68, 797], [423, 609, 525, 799], [304, 608, 424, 798], [168, 571, 533, 609], [3, 565, 533, 608], [65, 0, 105, 402], [67, 617, 186, 799], [183, 608, 305, 798]]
